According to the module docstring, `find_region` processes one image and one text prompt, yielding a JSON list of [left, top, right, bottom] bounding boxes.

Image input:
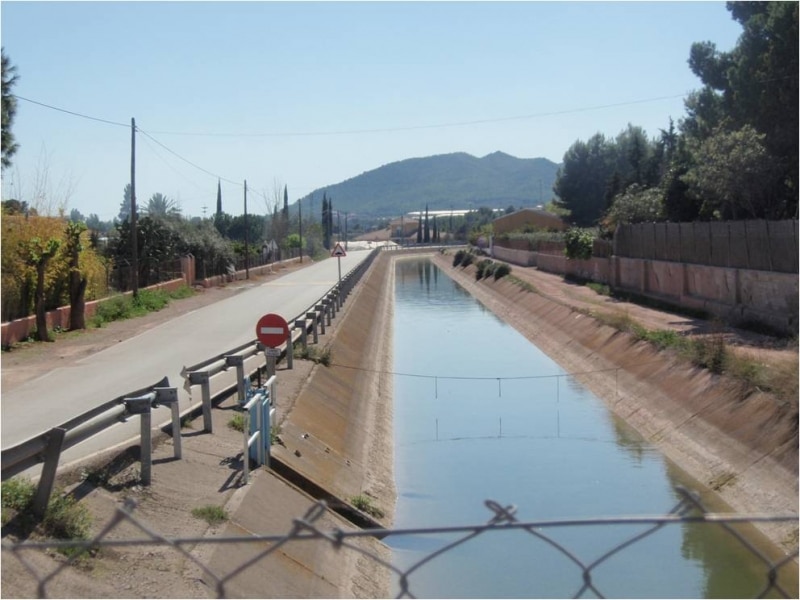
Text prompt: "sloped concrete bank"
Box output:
[[427, 252, 797, 553], [272, 249, 397, 597]]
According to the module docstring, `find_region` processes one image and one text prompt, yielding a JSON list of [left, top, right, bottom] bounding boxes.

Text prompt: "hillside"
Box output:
[[298, 151, 560, 218]]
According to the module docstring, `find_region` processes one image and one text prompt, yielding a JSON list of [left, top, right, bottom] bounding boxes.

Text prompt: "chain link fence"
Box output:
[[2, 487, 796, 598]]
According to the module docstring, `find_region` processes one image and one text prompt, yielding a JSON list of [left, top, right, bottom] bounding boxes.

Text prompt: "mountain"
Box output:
[[298, 151, 560, 218]]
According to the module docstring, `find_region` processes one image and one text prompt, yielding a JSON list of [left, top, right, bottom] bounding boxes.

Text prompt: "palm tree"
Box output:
[[145, 193, 181, 219]]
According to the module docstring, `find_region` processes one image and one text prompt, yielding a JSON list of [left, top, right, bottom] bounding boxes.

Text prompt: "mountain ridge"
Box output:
[[298, 151, 560, 218]]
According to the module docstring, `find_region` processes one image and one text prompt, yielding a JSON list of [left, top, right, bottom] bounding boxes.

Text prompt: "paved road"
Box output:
[[1, 250, 372, 470]]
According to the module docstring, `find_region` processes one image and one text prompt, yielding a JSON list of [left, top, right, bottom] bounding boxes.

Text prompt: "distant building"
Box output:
[[492, 207, 566, 234]]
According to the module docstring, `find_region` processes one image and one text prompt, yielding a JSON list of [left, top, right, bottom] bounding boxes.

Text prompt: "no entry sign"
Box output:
[[256, 313, 289, 348]]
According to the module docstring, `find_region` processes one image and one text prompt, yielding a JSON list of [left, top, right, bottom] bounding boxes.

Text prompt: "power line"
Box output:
[[14, 91, 691, 139], [144, 94, 692, 137], [136, 128, 242, 187], [12, 94, 130, 128]]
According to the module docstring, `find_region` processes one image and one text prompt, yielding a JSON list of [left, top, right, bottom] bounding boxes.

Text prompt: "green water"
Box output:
[[387, 259, 796, 599]]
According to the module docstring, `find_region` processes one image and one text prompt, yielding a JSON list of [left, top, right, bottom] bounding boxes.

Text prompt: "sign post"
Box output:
[[256, 313, 290, 377], [331, 242, 346, 284]]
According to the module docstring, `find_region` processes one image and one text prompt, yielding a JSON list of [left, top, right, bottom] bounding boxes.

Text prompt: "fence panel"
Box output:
[[677, 222, 694, 265], [665, 222, 681, 263], [726, 221, 749, 270], [709, 221, 731, 267], [768, 220, 798, 273], [744, 220, 771, 271], [654, 223, 668, 262]]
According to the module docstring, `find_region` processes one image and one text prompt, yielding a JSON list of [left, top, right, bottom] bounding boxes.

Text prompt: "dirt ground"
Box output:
[[1, 249, 797, 598]]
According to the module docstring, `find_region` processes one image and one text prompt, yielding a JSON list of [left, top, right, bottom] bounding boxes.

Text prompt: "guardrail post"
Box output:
[[153, 387, 181, 460], [189, 371, 213, 432], [295, 319, 307, 351], [307, 311, 318, 344], [315, 303, 326, 334], [325, 298, 332, 325], [124, 396, 154, 485], [330, 291, 338, 316], [286, 333, 294, 370], [32, 427, 66, 518], [225, 355, 246, 404]]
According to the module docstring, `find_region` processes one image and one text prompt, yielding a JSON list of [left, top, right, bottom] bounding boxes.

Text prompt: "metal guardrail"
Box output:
[[1, 378, 179, 516], [180, 248, 380, 430], [1, 249, 380, 516]]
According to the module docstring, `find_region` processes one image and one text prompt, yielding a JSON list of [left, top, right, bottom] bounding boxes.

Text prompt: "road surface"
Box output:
[[1, 250, 372, 472]]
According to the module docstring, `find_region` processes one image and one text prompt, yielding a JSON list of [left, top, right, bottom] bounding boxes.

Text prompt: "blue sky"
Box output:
[[1, 1, 742, 221]]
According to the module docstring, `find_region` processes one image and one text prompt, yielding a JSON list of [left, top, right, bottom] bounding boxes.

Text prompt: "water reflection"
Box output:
[[390, 258, 791, 599]]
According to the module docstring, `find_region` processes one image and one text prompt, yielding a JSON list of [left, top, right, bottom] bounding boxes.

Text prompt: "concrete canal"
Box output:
[[385, 257, 792, 599]]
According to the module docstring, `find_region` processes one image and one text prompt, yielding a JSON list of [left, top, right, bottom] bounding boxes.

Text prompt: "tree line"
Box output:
[[552, 2, 797, 231]]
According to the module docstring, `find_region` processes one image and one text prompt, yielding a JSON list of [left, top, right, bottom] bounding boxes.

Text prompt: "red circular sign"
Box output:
[[256, 313, 290, 348]]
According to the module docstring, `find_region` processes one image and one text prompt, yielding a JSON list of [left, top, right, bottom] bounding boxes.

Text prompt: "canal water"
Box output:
[[386, 258, 788, 599]]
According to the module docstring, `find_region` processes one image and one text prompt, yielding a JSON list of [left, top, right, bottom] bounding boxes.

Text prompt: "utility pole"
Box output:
[[130, 118, 139, 297], [298, 197, 303, 263], [244, 179, 249, 280]]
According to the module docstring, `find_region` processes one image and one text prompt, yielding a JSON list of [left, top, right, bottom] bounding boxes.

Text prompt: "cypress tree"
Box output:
[[216, 179, 222, 217]]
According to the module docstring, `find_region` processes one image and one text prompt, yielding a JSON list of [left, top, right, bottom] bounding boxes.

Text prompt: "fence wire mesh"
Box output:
[[2, 487, 797, 599]]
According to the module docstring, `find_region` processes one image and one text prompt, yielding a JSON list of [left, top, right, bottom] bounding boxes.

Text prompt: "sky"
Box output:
[[1, 1, 743, 221]]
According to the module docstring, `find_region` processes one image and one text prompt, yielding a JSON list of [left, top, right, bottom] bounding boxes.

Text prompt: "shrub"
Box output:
[[295, 345, 332, 366], [43, 492, 92, 542], [2, 477, 35, 520], [460, 252, 474, 268], [475, 259, 493, 280], [1, 478, 91, 554], [452, 249, 467, 267], [563, 227, 594, 260], [493, 263, 511, 280]]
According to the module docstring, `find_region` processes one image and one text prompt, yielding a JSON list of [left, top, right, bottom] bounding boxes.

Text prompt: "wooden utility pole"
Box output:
[[130, 118, 139, 297], [244, 180, 249, 280]]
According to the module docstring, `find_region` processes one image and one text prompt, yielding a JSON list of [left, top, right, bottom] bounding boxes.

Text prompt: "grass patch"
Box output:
[[295, 345, 332, 366], [228, 413, 245, 432], [350, 494, 385, 519], [89, 285, 195, 328], [2, 478, 92, 557], [586, 282, 611, 296], [191, 505, 228, 526], [270, 425, 282, 445], [507, 275, 537, 293]]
